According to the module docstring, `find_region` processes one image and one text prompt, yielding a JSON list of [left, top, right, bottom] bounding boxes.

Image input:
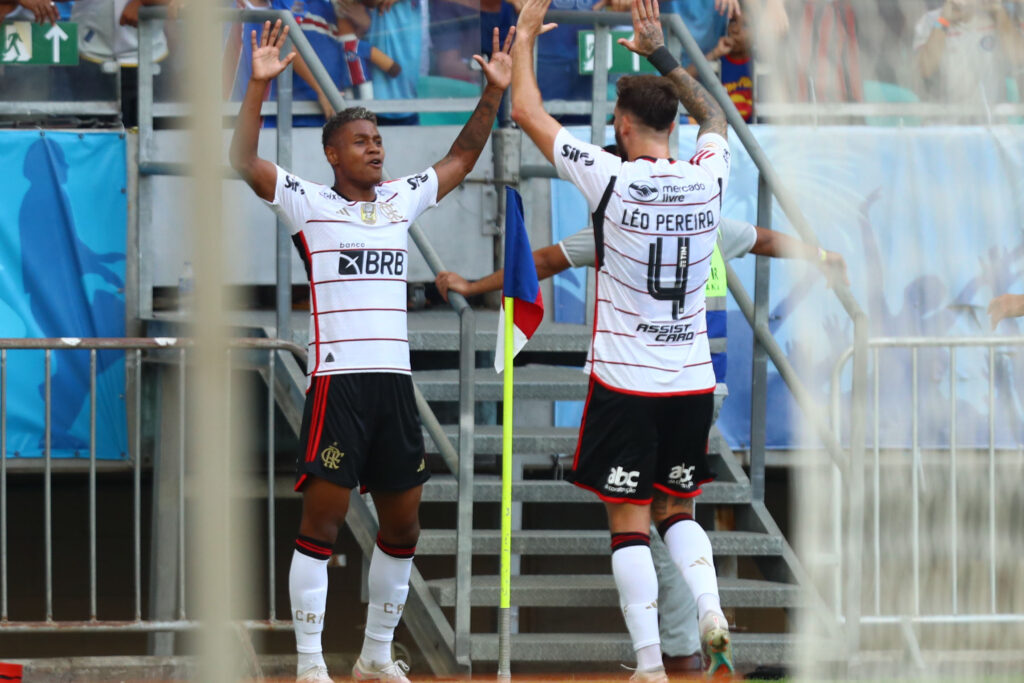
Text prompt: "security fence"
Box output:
[[829, 336, 1024, 667], [0, 336, 304, 634]]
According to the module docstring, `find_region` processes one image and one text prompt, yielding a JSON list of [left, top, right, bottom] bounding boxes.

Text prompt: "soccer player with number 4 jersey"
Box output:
[[230, 19, 515, 683], [511, 0, 735, 678]]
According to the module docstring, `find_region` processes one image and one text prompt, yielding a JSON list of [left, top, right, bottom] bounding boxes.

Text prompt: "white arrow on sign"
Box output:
[[44, 24, 68, 63]]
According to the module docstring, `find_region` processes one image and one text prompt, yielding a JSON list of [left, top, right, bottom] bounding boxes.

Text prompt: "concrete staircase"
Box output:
[[266, 308, 822, 674]]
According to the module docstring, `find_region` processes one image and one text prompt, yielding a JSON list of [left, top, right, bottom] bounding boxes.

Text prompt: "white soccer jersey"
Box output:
[[552, 127, 730, 395], [269, 164, 438, 383]]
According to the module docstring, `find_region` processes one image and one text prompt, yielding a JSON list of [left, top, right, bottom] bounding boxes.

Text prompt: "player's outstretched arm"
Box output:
[[988, 293, 1024, 329], [618, 0, 727, 139], [229, 20, 296, 202], [749, 227, 849, 289], [435, 243, 571, 301], [509, 0, 561, 164], [433, 28, 514, 202]]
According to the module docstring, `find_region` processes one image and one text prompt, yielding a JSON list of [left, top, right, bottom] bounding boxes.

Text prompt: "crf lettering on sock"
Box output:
[[289, 545, 330, 673], [361, 540, 415, 662]]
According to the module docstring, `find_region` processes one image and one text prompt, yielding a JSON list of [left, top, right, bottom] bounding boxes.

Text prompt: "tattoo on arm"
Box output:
[[444, 86, 502, 169], [665, 66, 727, 139]]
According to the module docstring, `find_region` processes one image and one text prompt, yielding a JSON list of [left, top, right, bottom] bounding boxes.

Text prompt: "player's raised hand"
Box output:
[[251, 20, 297, 83], [988, 293, 1024, 329], [19, 0, 60, 25], [617, 0, 665, 57], [435, 271, 473, 302], [474, 27, 516, 91], [515, 0, 558, 40]]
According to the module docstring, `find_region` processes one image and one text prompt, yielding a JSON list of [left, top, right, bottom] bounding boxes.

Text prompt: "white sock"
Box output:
[[289, 545, 330, 673], [662, 518, 721, 621], [611, 542, 661, 662], [361, 542, 414, 663], [297, 652, 326, 674], [697, 592, 723, 620]]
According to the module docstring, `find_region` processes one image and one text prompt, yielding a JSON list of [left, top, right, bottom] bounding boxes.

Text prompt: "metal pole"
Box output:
[[949, 347, 957, 615], [988, 350, 996, 612], [749, 174, 771, 501], [267, 350, 277, 621], [134, 349, 142, 622], [44, 350, 52, 622], [89, 350, 98, 621], [843, 309, 868, 659], [912, 348, 920, 616], [590, 25, 610, 147], [178, 348, 187, 621], [275, 46, 294, 343], [872, 348, 880, 616], [187, 0, 237, 674], [1, 349, 6, 622], [125, 135, 142, 336], [454, 309, 476, 672], [137, 19, 155, 318]]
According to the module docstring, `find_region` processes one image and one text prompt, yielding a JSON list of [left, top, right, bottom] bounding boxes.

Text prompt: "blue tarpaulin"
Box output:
[[0, 131, 128, 459]]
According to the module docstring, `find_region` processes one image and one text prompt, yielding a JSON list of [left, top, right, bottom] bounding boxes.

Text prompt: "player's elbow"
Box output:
[[510, 97, 536, 127], [510, 104, 527, 127]]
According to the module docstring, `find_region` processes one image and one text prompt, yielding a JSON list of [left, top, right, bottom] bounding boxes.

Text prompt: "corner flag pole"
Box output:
[[497, 295, 514, 680]]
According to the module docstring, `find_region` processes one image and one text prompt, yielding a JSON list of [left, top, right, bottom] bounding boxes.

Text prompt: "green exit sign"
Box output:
[[2, 21, 78, 65], [578, 30, 657, 75]]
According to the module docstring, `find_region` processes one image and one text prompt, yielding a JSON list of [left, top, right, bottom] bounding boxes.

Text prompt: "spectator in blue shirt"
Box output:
[[366, 0, 425, 125]]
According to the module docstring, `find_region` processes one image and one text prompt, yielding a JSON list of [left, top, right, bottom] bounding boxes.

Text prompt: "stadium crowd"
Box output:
[[4, 0, 1024, 125]]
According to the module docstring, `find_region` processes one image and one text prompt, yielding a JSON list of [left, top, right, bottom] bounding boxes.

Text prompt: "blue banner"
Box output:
[[0, 131, 128, 459], [551, 125, 1024, 450]]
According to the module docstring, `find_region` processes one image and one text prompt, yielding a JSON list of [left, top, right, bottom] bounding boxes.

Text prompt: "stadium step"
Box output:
[[422, 424, 579, 456], [415, 529, 784, 556], [414, 366, 589, 401], [420, 475, 753, 504], [425, 574, 804, 609], [468, 632, 795, 666]]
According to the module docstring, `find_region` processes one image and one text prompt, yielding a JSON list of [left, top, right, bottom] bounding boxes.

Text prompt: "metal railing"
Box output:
[[0, 336, 302, 634], [829, 336, 1024, 664]]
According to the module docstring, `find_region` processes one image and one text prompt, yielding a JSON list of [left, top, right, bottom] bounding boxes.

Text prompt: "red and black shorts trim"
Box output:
[[295, 535, 333, 560], [295, 372, 429, 493], [567, 379, 716, 503]]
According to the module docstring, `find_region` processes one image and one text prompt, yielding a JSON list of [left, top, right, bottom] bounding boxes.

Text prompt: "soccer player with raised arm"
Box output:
[[511, 0, 734, 677], [229, 20, 514, 683]]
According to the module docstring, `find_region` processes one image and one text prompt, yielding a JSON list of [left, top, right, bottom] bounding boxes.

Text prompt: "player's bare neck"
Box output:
[[621, 129, 671, 163], [332, 176, 377, 203]]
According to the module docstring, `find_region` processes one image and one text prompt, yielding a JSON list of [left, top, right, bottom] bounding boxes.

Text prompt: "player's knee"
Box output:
[[378, 518, 420, 548], [298, 510, 345, 545], [650, 491, 693, 523]]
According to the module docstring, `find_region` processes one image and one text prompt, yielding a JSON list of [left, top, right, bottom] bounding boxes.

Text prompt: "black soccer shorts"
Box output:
[[566, 378, 716, 503], [295, 372, 430, 492]]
